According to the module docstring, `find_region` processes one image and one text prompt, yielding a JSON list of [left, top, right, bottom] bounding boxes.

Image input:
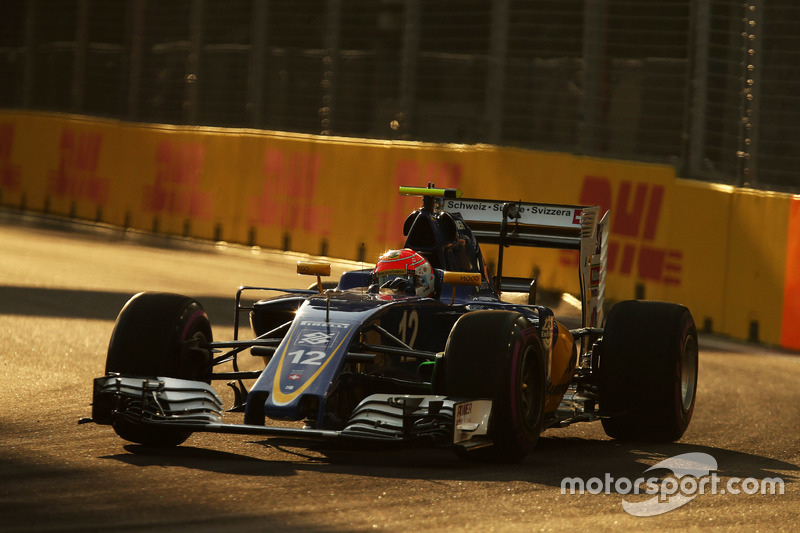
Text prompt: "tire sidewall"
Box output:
[[106, 292, 212, 380], [443, 311, 546, 461], [672, 311, 698, 432], [104, 292, 213, 446], [500, 319, 546, 454], [600, 300, 698, 441]]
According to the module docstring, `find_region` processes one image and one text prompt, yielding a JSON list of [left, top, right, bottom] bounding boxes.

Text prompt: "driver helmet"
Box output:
[[373, 249, 435, 297]]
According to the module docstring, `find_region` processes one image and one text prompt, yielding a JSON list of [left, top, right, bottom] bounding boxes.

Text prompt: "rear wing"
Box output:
[[441, 197, 610, 329]]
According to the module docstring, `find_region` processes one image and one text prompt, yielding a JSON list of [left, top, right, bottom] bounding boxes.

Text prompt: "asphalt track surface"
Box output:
[[1, 212, 798, 532]]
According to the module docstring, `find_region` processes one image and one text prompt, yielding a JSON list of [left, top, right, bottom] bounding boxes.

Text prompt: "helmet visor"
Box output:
[[375, 269, 416, 288]]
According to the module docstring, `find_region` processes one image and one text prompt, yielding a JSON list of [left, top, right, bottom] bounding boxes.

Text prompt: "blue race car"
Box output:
[[88, 186, 698, 462]]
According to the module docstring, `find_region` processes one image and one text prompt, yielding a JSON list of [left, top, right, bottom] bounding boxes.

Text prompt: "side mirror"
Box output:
[[297, 261, 331, 293], [442, 271, 482, 305]]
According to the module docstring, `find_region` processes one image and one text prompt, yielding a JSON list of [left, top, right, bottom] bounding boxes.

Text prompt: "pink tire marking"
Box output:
[[181, 309, 208, 341]]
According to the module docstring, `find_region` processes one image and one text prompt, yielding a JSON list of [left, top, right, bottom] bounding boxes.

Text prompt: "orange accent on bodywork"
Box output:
[[545, 321, 577, 412], [297, 261, 331, 276], [781, 198, 800, 349], [442, 271, 482, 286]]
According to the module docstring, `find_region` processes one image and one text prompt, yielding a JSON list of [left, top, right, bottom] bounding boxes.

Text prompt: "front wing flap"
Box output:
[[341, 394, 491, 445], [90, 375, 493, 448], [92, 375, 225, 425]]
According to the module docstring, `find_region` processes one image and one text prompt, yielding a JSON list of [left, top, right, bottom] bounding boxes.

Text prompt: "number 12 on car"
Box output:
[[287, 349, 327, 365]]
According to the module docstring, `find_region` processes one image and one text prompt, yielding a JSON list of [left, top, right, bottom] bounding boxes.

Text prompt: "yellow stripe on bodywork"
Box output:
[[270, 326, 349, 405]]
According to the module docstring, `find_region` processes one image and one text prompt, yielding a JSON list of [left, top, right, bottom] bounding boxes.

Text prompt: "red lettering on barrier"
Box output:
[[48, 129, 109, 203], [142, 141, 212, 218], [612, 181, 647, 237], [0, 123, 20, 190], [637, 246, 666, 281], [248, 148, 330, 235], [662, 250, 683, 286], [156, 141, 202, 186], [376, 160, 461, 245], [643, 185, 664, 240], [560, 175, 682, 287], [580, 176, 612, 214]]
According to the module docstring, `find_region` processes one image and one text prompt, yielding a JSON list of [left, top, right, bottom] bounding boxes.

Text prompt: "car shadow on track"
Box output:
[[101, 444, 302, 478], [524, 436, 799, 487], [0, 285, 242, 327], [101, 435, 799, 486]]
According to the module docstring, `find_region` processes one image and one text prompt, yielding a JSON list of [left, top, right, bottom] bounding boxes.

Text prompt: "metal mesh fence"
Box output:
[[757, 2, 800, 191], [1, 0, 798, 191], [503, 1, 583, 151]]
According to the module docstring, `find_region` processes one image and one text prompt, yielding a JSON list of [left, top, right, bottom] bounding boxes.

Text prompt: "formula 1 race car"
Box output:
[[87, 186, 698, 462]]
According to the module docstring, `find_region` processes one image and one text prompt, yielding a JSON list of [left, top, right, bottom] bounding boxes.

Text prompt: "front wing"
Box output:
[[90, 375, 493, 448]]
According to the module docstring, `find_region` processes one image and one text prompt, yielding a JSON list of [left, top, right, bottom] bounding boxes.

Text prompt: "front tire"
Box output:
[[599, 300, 698, 441], [105, 292, 213, 446], [442, 311, 546, 462]]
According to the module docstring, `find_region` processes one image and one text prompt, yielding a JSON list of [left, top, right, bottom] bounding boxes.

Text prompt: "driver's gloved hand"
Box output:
[[382, 277, 416, 295]]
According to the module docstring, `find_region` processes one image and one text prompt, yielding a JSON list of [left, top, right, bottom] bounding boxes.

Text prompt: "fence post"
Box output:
[[322, 0, 341, 135], [22, 0, 38, 109], [579, 0, 608, 154], [185, 0, 204, 124], [486, 0, 508, 145], [71, 0, 89, 113], [742, 0, 762, 187], [248, 0, 269, 128], [126, 0, 144, 121], [687, 0, 710, 178], [399, 0, 420, 137]]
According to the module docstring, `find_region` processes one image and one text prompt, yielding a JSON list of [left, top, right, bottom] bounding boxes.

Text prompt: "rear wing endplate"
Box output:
[[442, 197, 609, 329]]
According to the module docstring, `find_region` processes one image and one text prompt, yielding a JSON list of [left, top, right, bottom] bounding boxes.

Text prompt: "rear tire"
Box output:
[[105, 292, 213, 446], [599, 300, 698, 441], [442, 311, 546, 462]]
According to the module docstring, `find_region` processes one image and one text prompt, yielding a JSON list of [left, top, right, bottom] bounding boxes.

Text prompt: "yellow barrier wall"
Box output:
[[1, 110, 797, 349], [723, 190, 791, 346]]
